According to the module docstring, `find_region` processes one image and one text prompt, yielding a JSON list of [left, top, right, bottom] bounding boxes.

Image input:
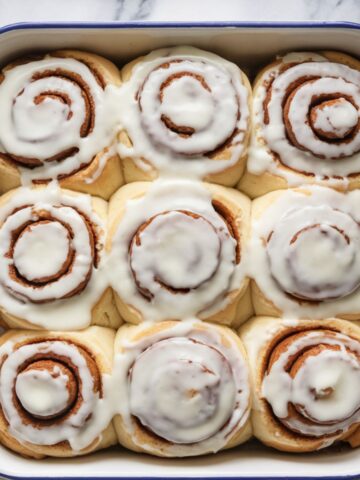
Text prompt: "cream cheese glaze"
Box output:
[[249, 52, 360, 186], [112, 320, 251, 456], [262, 329, 360, 439], [250, 186, 360, 318], [0, 184, 108, 329], [0, 338, 108, 450], [0, 56, 120, 185], [106, 179, 247, 322], [116, 46, 250, 179]]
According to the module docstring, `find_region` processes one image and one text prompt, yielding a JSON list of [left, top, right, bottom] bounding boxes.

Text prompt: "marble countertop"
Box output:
[[0, 0, 358, 25]]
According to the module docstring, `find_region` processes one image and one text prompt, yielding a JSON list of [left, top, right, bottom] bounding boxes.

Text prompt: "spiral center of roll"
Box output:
[[160, 75, 214, 133], [267, 208, 360, 302], [15, 360, 77, 419], [130, 210, 221, 296], [290, 223, 352, 289], [13, 221, 72, 283], [129, 338, 236, 444], [291, 349, 360, 424], [14, 88, 72, 142], [310, 98, 358, 140]]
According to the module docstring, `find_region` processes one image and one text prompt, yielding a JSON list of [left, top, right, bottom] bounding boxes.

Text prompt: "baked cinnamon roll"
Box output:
[[113, 320, 252, 456], [0, 326, 117, 458], [106, 180, 252, 326], [117, 47, 251, 186], [240, 317, 360, 451], [0, 185, 120, 330], [239, 51, 360, 197], [0, 50, 123, 200], [250, 186, 360, 319]]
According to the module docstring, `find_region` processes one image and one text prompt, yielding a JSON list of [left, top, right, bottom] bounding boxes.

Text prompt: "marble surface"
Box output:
[[0, 0, 358, 25]]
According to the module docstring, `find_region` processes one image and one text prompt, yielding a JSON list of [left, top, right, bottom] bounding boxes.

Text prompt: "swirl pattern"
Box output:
[[0, 50, 121, 190], [263, 327, 360, 439], [0, 329, 114, 457], [118, 47, 251, 183], [0, 202, 96, 304], [107, 180, 251, 324], [113, 321, 251, 456], [244, 52, 360, 194], [250, 186, 360, 319], [0, 186, 110, 330]]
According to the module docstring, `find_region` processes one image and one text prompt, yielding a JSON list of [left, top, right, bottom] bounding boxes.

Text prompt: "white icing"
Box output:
[[0, 338, 110, 450], [113, 320, 250, 456], [0, 55, 120, 184], [160, 77, 215, 131], [313, 99, 358, 137], [250, 186, 360, 318], [130, 211, 221, 291], [280, 52, 327, 64], [106, 179, 246, 321], [129, 338, 236, 444], [13, 222, 70, 281], [116, 47, 250, 179], [15, 366, 70, 418], [249, 52, 360, 185], [0, 184, 108, 330], [287, 78, 360, 158], [262, 330, 360, 441]]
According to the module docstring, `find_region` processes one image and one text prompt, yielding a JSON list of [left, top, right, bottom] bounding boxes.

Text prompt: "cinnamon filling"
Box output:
[[10, 340, 101, 429], [264, 328, 360, 437], [262, 63, 360, 176], [4, 60, 100, 173], [283, 84, 359, 157], [137, 60, 239, 156], [4, 205, 97, 303]]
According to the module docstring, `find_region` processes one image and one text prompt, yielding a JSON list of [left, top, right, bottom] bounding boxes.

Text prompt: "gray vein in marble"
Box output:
[[0, 0, 358, 26]]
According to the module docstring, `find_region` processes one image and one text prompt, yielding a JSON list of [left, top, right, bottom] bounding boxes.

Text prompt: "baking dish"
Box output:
[[0, 20, 359, 480]]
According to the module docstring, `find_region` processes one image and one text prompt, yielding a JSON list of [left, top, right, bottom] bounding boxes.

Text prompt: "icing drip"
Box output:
[[117, 47, 250, 179], [113, 320, 250, 456], [0, 338, 108, 450], [249, 52, 360, 185], [0, 55, 120, 184], [250, 186, 360, 318], [0, 184, 108, 329], [262, 329, 360, 442], [106, 180, 246, 321]]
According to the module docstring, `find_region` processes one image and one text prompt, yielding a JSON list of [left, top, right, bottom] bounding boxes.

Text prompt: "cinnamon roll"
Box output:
[[0, 185, 121, 330], [113, 320, 252, 457], [117, 47, 251, 186], [106, 180, 252, 326], [0, 326, 117, 458], [240, 317, 360, 451], [0, 50, 123, 200], [239, 51, 360, 197], [250, 186, 360, 319]]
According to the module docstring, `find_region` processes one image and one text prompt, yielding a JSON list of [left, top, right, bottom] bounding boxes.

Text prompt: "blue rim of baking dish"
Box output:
[[0, 19, 358, 480]]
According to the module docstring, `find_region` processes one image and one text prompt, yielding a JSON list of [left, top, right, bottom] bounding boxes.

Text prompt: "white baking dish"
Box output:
[[0, 21, 359, 480]]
